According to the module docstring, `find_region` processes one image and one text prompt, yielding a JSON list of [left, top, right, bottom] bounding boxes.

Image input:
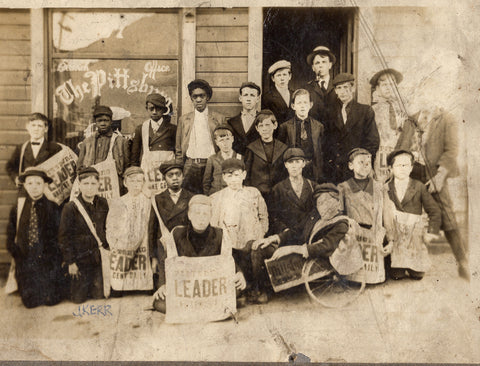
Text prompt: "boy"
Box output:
[[203, 125, 243, 195], [152, 195, 246, 313], [59, 167, 110, 303], [210, 158, 268, 290], [244, 110, 288, 209], [383, 150, 441, 280], [262, 60, 294, 125], [277, 89, 324, 182], [324, 73, 380, 184], [228, 82, 261, 155], [7, 113, 62, 190], [7, 168, 66, 308], [131, 93, 176, 167]]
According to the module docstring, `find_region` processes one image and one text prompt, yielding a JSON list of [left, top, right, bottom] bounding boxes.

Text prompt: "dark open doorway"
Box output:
[[262, 7, 356, 93]]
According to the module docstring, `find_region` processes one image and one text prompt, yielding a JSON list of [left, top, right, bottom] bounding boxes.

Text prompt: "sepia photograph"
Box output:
[[0, 0, 478, 363]]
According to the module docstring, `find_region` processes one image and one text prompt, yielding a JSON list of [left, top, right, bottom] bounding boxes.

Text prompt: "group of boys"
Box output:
[[5, 44, 469, 312]]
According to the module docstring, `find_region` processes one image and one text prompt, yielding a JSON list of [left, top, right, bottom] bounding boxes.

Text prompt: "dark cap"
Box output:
[[93, 105, 113, 118], [283, 148, 305, 163], [221, 158, 245, 173], [123, 166, 144, 178], [348, 148, 371, 162], [77, 166, 100, 180], [306, 46, 336, 66], [146, 93, 168, 109], [313, 183, 340, 200], [159, 160, 183, 176], [333, 73, 355, 86], [214, 124, 234, 135], [19, 167, 52, 184], [369, 68, 403, 87], [187, 79, 213, 99], [386, 149, 414, 166], [239, 81, 261, 95]]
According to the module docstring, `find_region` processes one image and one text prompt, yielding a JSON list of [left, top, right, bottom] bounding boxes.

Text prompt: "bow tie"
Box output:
[[31, 142, 41, 145]]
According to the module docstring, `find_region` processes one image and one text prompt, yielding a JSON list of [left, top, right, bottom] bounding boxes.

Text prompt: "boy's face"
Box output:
[[164, 168, 183, 191], [190, 88, 209, 112], [188, 204, 211, 232], [255, 118, 277, 142], [222, 169, 246, 191], [285, 158, 305, 178], [291, 94, 313, 119], [239, 87, 260, 111], [312, 54, 332, 79], [335, 82, 354, 104], [79, 175, 99, 200], [391, 154, 413, 181], [271, 68, 291, 89], [124, 173, 144, 196], [214, 130, 234, 153], [316, 194, 341, 220], [146, 102, 166, 122], [348, 154, 372, 179], [376, 74, 396, 100], [24, 176, 45, 200], [95, 115, 113, 134], [26, 119, 48, 141]]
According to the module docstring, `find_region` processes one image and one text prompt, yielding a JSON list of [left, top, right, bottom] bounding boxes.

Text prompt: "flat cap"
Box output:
[[221, 158, 245, 173], [306, 46, 336, 66], [283, 148, 305, 163], [386, 149, 414, 166], [268, 60, 291, 75], [214, 124, 234, 135], [240, 81, 261, 95], [189, 194, 211, 208], [93, 105, 113, 118], [123, 166, 144, 178], [369, 68, 403, 87], [19, 167, 52, 184], [313, 183, 340, 200], [187, 79, 213, 99], [78, 166, 100, 179], [159, 160, 183, 176], [333, 73, 355, 86], [146, 93, 168, 109], [348, 147, 371, 162]]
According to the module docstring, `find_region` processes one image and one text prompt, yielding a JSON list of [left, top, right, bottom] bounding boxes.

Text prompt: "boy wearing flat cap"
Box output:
[[59, 167, 110, 303], [131, 93, 176, 167], [203, 124, 243, 196], [370, 68, 407, 181], [323, 73, 380, 184], [305, 46, 338, 125], [210, 158, 268, 291], [7, 168, 66, 308], [228, 82, 261, 155], [262, 60, 295, 125], [176, 79, 226, 194]]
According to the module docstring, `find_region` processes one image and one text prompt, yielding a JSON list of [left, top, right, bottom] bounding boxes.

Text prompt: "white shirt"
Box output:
[[150, 118, 164, 134], [394, 179, 409, 202], [241, 110, 256, 133], [317, 75, 330, 90], [30, 138, 44, 159], [168, 189, 182, 204], [276, 86, 290, 106], [186, 107, 215, 159], [341, 104, 348, 125]]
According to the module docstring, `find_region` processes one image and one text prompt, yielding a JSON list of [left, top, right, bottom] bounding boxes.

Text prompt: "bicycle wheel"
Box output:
[[303, 258, 366, 308]]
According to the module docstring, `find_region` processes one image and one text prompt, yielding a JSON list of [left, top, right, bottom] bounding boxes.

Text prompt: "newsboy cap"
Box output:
[[93, 105, 113, 118], [268, 60, 291, 76], [283, 148, 306, 163], [19, 167, 52, 184], [77, 166, 100, 180], [123, 166, 144, 178], [306, 46, 336, 66], [221, 158, 245, 173], [348, 147, 371, 162], [313, 183, 340, 200], [333, 73, 355, 86], [369, 68, 403, 87], [386, 149, 414, 166], [189, 194, 211, 208], [239, 81, 261, 95], [146, 93, 168, 109], [159, 160, 183, 176], [187, 79, 213, 99], [214, 124, 234, 135]]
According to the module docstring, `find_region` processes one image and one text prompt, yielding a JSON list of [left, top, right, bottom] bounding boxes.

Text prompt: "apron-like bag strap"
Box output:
[[107, 133, 118, 160], [150, 197, 178, 258], [220, 227, 233, 256], [72, 199, 103, 248], [141, 120, 150, 155], [18, 141, 29, 176]]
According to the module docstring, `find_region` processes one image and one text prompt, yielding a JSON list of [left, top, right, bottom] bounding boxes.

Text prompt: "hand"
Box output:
[[423, 232, 439, 244], [14, 176, 21, 188], [68, 263, 80, 280], [151, 258, 159, 272], [382, 241, 394, 256], [234, 271, 246, 291], [270, 245, 304, 261], [153, 285, 166, 301], [426, 170, 447, 193], [337, 241, 347, 252], [252, 235, 280, 250]]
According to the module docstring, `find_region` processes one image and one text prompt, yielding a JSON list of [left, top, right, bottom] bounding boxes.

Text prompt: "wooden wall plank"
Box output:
[[209, 87, 240, 103], [0, 205, 12, 219], [0, 145, 17, 160], [0, 191, 17, 206], [0, 56, 30, 70], [0, 131, 29, 145], [197, 42, 248, 57], [0, 249, 11, 263], [208, 104, 242, 118], [0, 101, 31, 115], [196, 57, 248, 72], [0, 176, 15, 190], [0, 219, 9, 234], [197, 26, 248, 42], [0, 85, 31, 100], [0, 11, 30, 25], [0, 25, 30, 41], [196, 9, 248, 27], [0, 40, 30, 56], [0, 71, 31, 86], [0, 116, 28, 131], [195, 72, 248, 88]]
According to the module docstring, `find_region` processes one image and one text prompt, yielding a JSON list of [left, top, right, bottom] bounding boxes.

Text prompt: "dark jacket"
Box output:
[[131, 119, 177, 166], [261, 87, 295, 125], [203, 151, 242, 196], [58, 195, 109, 266], [323, 99, 380, 184], [148, 188, 194, 260], [244, 139, 288, 197], [227, 113, 259, 156], [305, 78, 338, 125]]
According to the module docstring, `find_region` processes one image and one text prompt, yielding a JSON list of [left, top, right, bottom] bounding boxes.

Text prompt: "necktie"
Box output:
[[388, 101, 397, 130], [300, 120, 307, 140], [28, 202, 39, 247], [321, 80, 326, 91]]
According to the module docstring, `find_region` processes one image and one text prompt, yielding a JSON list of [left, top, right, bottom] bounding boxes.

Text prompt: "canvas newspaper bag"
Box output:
[[140, 120, 175, 194], [151, 199, 236, 323]]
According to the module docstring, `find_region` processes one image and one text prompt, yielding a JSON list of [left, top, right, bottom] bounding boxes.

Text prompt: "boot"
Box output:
[[444, 229, 470, 281]]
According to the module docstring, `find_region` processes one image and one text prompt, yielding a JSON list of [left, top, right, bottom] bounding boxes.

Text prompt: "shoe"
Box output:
[[236, 294, 247, 308], [248, 289, 269, 304], [458, 261, 470, 281]]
